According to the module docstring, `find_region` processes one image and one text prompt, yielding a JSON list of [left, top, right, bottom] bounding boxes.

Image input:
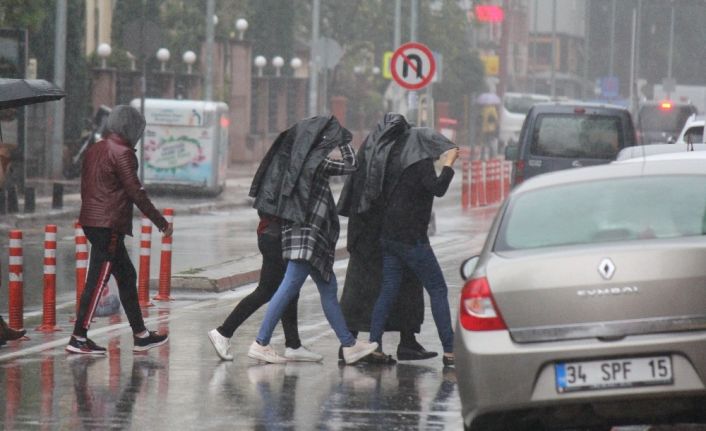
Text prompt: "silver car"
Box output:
[[455, 154, 706, 430]]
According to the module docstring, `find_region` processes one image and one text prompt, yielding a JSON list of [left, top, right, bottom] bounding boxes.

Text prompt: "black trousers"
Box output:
[[73, 227, 146, 337], [218, 233, 301, 349]]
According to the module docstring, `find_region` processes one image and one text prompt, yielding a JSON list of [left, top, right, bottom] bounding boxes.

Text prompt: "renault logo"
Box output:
[[598, 258, 615, 280]]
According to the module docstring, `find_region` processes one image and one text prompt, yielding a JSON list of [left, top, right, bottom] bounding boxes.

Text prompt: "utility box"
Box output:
[[131, 98, 229, 195]]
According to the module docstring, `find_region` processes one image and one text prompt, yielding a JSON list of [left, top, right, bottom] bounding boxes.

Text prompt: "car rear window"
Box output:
[[639, 106, 695, 134], [529, 114, 623, 159], [496, 176, 706, 251]]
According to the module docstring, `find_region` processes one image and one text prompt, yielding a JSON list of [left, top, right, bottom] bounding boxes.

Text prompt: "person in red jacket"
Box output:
[[66, 105, 172, 355]]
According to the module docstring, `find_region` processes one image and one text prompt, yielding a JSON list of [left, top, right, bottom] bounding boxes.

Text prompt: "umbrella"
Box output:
[[476, 92, 501, 105], [0, 78, 66, 110]]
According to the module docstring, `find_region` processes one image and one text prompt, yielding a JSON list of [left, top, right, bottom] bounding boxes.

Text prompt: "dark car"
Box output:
[[505, 102, 638, 188], [637, 100, 697, 145]]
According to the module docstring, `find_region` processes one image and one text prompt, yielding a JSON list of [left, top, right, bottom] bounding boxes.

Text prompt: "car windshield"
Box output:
[[496, 176, 706, 251], [639, 106, 694, 133], [529, 114, 622, 159], [504, 96, 548, 114]]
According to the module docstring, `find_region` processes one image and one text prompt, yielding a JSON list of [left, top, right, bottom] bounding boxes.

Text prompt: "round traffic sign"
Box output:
[[390, 42, 436, 90]]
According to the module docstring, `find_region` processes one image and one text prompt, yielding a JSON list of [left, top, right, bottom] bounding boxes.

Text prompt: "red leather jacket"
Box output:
[[79, 133, 168, 235]]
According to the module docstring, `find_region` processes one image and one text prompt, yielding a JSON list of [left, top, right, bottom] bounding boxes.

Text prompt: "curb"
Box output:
[[168, 247, 351, 293]]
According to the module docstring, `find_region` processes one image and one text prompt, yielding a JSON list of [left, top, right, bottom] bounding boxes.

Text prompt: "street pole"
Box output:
[[629, 8, 637, 115], [667, 1, 674, 80], [50, 0, 67, 179], [204, 0, 215, 101], [582, 0, 590, 100], [531, 0, 538, 93], [498, 0, 509, 99], [308, 0, 320, 117], [408, 0, 419, 125], [393, 0, 401, 112], [609, 0, 616, 77], [550, 0, 556, 99], [394, 0, 401, 48]]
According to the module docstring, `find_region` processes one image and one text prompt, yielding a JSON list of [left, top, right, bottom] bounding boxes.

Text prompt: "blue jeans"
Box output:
[[370, 239, 454, 353], [256, 260, 356, 347]]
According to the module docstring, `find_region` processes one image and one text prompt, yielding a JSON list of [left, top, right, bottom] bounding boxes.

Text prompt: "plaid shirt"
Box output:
[[282, 143, 357, 281]]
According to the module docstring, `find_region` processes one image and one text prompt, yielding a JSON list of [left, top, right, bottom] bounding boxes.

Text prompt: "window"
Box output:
[[530, 114, 623, 159], [496, 176, 706, 251]]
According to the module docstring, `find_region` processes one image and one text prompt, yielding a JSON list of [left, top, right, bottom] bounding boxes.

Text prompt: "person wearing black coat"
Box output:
[[338, 113, 456, 362]]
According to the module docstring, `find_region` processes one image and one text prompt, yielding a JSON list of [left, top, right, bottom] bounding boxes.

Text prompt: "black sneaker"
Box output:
[[65, 336, 107, 355], [397, 343, 438, 361], [133, 331, 169, 352]]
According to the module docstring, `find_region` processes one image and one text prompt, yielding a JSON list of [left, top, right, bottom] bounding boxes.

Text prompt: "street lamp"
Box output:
[[183, 50, 196, 74], [272, 56, 284, 77], [97, 43, 111, 69], [156, 48, 170, 72], [254, 55, 267, 77], [290, 57, 302, 71], [235, 18, 248, 41]]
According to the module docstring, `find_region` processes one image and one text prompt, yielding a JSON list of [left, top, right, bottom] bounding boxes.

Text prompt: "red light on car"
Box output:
[[659, 101, 673, 111], [574, 107, 586, 114], [459, 277, 507, 331], [220, 116, 230, 128]]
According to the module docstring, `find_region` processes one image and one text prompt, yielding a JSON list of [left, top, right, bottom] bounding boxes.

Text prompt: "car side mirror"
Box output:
[[505, 144, 518, 160], [460, 256, 480, 280]]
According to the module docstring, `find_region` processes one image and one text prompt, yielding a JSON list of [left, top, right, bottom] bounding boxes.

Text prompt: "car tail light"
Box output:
[[659, 100, 673, 111], [459, 276, 507, 331], [513, 160, 525, 185]]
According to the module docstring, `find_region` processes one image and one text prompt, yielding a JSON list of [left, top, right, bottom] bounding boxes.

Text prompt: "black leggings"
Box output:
[[73, 227, 146, 338], [217, 233, 301, 349]]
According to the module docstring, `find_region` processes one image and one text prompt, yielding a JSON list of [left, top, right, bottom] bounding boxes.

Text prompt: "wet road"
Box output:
[[0, 184, 496, 430]]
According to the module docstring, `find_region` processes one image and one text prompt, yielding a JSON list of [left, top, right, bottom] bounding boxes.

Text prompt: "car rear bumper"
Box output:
[[454, 326, 706, 428]]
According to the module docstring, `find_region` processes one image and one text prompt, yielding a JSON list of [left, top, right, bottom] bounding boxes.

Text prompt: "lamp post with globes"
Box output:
[[227, 18, 255, 163], [90, 43, 118, 115], [154, 47, 175, 99], [176, 50, 202, 100]]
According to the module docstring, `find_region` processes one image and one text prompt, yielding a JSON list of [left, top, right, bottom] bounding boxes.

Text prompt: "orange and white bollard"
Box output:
[[37, 224, 60, 332], [138, 216, 154, 307], [470, 160, 482, 207], [154, 208, 174, 301], [8, 230, 23, 331], [74, 222, 88, 314], [461, 160, 470, 209]]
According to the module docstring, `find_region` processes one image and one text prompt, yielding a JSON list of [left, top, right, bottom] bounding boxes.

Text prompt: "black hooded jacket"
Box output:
[[250, 115, 351, 223]]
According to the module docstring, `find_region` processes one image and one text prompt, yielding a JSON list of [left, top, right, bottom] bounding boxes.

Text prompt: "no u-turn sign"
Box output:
[[391, 42, 436, 90]]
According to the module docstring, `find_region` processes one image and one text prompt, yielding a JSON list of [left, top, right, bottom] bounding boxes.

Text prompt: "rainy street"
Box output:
[[0, 183, 496, 430]]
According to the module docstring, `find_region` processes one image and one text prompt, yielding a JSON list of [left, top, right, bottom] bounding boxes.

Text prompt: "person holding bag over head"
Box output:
[[247, 115, 378, 365]]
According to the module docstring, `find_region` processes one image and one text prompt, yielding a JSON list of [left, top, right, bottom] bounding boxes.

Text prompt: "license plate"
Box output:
[[555, 355, 673, 393]]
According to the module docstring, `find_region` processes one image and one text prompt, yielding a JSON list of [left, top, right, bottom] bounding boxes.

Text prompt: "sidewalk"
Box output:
[[0, 162, 261, 231]]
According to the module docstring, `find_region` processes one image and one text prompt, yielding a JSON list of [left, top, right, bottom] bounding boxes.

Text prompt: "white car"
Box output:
[[499, 92, 551, 148], [675, 114, 705, 145]]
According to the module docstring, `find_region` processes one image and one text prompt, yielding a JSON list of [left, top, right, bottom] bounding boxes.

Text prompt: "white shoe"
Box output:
[[284, 346, 323, 362], [342, 340, 379, 365], [247, 341, 288, 364], [208, 329, 233, 361]]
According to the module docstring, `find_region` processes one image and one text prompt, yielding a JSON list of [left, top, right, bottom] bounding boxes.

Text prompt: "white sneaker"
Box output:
[[247, 341, 288, 364], [342, 340, 379, 365], [208, 329, 233, 361], [284, 346, 323, 362]]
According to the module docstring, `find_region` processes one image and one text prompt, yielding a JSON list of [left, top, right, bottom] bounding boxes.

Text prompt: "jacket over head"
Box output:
[[249, 115, 351, 223], [337, 113, 456, 217]]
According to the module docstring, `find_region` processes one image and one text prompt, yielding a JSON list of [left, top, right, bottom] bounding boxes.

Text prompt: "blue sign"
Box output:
[[600, 76, 620, 99]]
